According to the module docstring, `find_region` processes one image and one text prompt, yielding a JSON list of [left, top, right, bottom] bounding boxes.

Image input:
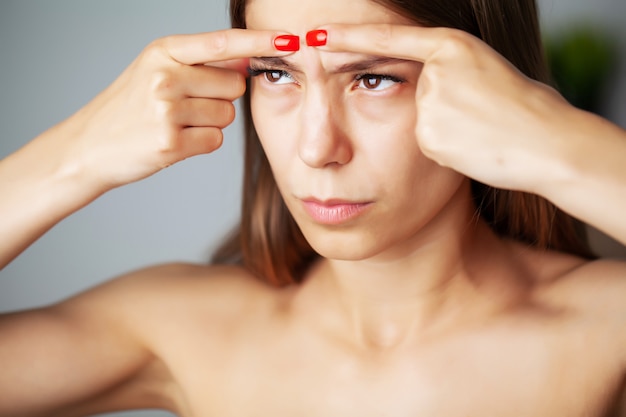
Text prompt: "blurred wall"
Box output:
[[0, 1, 624, 417]]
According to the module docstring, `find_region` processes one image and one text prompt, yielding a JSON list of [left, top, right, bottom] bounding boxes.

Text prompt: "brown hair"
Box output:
[[213, 0, 595, 286]]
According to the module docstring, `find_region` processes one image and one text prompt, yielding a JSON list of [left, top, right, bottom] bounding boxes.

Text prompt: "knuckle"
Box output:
[[142, 38, 169, 62], [220, 102, 236, 125], [416, 125, 438, 155], [150, 69, 177, 97], [188, 127, 224, 153], [205, 31, 228, 57], [154, 100, 177, 124], [440, 29, 475, 57], [371, 24, 394, 51], [415, 108, 439, 154], [209, 128, 224, 146], [215, 101, 235, 128], [229, 72, 247, 98]]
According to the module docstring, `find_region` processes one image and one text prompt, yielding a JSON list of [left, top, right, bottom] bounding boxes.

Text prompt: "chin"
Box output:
[[300, 227, 387, 261]]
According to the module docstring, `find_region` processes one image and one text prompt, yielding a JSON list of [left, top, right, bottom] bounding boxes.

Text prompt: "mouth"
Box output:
[[300, 197, 373, 225]]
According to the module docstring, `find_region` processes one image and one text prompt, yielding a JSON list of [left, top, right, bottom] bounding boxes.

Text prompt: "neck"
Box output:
[[299, 196, 530, 351]]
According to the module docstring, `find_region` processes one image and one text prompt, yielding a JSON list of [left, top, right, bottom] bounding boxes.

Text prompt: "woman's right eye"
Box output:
[[250, 69, 295, 85], [248, 67, 296, 85], [264, 70, 293, 84]]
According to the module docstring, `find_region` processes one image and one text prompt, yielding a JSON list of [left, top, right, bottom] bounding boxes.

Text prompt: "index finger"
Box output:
[[163, 29, 295, 65], [316, 24, 448, 63]]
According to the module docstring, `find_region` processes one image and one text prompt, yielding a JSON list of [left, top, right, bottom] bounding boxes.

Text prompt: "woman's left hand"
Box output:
[[317, 23, 626, 246], [317, 23, 578, 194]]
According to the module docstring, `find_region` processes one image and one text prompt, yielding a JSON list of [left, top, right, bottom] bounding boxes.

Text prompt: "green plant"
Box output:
[[545, 25, 617, 113]]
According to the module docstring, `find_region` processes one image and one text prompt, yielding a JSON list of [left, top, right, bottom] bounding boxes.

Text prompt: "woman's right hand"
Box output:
[[58, 29, 292, 191], [0, 29, 293, 269]]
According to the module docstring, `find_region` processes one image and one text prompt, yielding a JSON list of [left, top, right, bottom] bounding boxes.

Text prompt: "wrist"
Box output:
[[13, 122, 109, 214], [530, 105, 598, 198]]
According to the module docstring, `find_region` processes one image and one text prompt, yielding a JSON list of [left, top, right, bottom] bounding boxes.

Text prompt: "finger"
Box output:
[[151, 64, 245, 101], [163, 29, 296, 65], [174, 98, 235, 129], [181, 64, 247, 100], [179, 127, 224, 157], [207, 58, 251, 77], [317, 24, 448, 63]]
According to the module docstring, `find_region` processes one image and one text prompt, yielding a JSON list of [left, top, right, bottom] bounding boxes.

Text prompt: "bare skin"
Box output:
[[4, 240, 624, 417], [1, 0, 625, 416]]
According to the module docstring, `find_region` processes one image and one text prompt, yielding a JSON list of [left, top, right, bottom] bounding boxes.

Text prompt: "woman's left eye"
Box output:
[[355, 74, 402, 91]]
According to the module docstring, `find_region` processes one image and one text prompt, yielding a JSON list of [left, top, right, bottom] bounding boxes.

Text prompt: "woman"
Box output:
[[0, 0, 625, 416]]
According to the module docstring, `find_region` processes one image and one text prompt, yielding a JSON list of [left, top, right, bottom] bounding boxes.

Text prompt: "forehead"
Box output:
[[245, 0, 411, 31]]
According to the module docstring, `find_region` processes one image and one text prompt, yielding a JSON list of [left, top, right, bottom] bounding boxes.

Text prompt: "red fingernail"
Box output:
[[274, 35, 300, 52], [306, 30, 327, 47]]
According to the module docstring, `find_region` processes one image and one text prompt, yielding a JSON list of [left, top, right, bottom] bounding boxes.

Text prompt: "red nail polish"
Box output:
[[274, 35, 300, 52], [306, 30, 327, 47]]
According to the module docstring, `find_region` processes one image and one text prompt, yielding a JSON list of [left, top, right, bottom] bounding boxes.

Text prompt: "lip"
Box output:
[[301, 198, 372, 225]]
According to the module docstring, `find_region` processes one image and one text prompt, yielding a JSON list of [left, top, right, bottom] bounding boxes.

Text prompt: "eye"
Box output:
[[248, 68, 295, 85], [266, 70, 295, 84], [355, 74, 402, 91]]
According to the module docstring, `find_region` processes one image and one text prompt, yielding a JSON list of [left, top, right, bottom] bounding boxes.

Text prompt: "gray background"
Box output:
[[0, 1, 624, 416]]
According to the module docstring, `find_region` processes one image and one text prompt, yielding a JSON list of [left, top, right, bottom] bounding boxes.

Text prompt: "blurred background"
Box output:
[[540, 0, 626, 262], [0, 1, 624, 416]]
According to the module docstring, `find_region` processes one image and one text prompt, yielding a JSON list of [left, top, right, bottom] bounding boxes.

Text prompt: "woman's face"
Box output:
[[246, 0, 467, 261]]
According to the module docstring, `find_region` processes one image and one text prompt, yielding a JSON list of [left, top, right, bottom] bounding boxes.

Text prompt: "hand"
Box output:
[[58, 29, 292, 190], [317, 24, 577, 194]]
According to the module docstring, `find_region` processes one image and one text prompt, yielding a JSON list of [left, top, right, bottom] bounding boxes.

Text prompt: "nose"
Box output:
[[297, 86, 353, 168]]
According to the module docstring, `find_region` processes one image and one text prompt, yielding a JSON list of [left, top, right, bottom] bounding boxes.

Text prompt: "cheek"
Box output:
[[351, 94, 415, 126], [347, 90, 422, 170], [250, 79, 300, 117], [250, 84, 299, 177], [346, 93, 454, 205], [347, 85, 419, 150]]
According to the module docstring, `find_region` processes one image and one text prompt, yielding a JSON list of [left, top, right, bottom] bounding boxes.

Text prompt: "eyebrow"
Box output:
[[250, 56, 410, 74]]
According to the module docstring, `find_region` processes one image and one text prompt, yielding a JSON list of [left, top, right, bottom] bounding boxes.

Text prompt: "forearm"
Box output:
[[539, 108, 626, 247], [0, 121, 106, 270]]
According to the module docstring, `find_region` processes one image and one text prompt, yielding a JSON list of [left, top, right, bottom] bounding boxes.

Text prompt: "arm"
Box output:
[[0, 269, 159, 417], [0, 29, 291, 270], [0, 264, 187, 417], [0, 120, 106, 270], [0, 29, 292, 415], [534, 107, 626, 246]]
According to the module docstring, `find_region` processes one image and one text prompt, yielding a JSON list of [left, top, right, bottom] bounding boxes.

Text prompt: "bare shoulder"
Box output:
[[510, 243, 626, 308], [57, 262, 285, 347], [0, 263, 282, 416], [103, 262, 276, 299], [521, 250, 626, 369], [533, 256, 626, 313], [72, 262, 281, 317]]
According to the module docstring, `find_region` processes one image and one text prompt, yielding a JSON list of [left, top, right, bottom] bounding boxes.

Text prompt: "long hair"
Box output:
[[212, 0, 595, 286]]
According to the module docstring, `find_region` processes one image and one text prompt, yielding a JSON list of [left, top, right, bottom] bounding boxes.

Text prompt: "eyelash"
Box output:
[[354, 73, 405, 89], [246, 67, 405, 89], [247, 68, 295, 83], [247, 67, 283, 78]]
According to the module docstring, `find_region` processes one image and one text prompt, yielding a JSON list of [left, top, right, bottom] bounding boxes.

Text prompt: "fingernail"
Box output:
[[306, 30, 327, 47], [274, 35, 300, 52]]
